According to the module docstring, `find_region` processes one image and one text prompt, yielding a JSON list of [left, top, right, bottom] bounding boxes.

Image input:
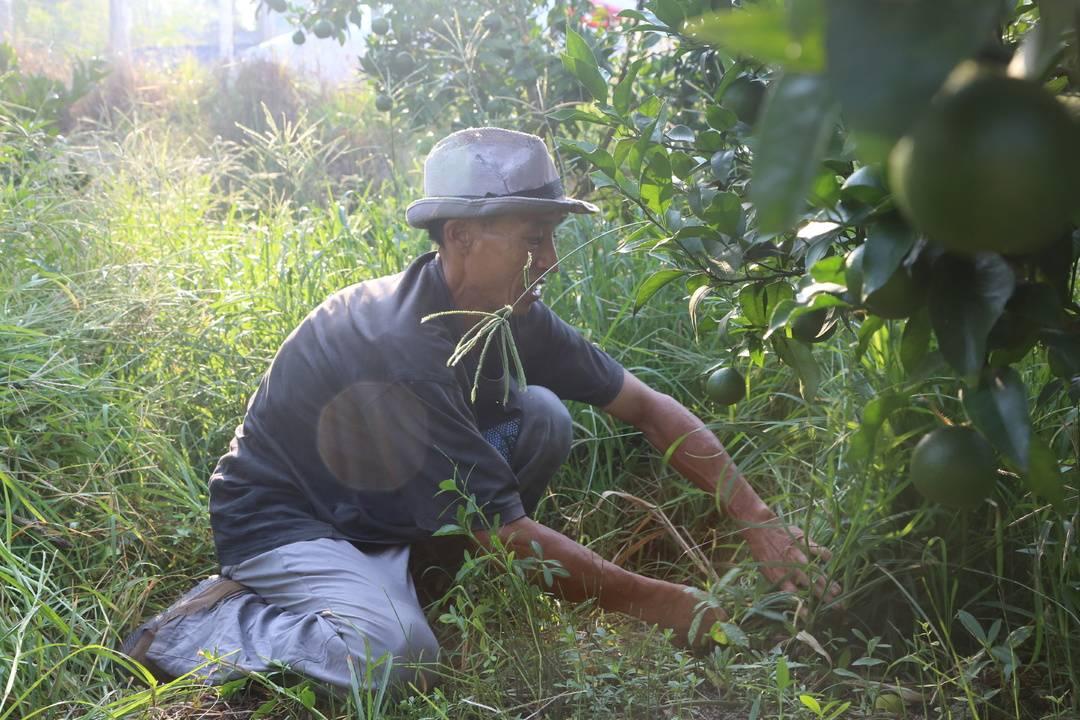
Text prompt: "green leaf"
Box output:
[[667, 124, 695, 143], [958, 610, 986, 644], [563, 29, 608, 104], [900, 307, 932, 376], [649, 0, 688, 30], [750, 73, 838, 233], [670, 150, 696, 180], [740, 281, 793, 327], [855, 315, 885, 362], [764, 298, 797, 340], [706, 104, 737, 131], [776, 655, 791, 691], [772, 335, 820, 400], [634, 269, 688, 314], [703, 191, 742, 235], [695, 129, 726, 153], [613, 58, 644, 114], [558, 139, 618, 178], [825, 0, 1001, 162], [712, 620, 750, 647], [547, 107, 611, 124], [1025, 433, 1067, 508], [962, 367, 1032, 471], [799, 695, 822, 714], [687, 1, 825, 73], [862, 216, 916, 297], [809, 254, 845, 283], [929, 254, 1016, 377], [848, 391, 909, 463]]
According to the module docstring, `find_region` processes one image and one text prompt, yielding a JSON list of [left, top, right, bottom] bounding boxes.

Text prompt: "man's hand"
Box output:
[[643, 583, 728, 648], [739, 516, 840, 602], [602, 370, 842, 602], [478, 517, 727, 644]]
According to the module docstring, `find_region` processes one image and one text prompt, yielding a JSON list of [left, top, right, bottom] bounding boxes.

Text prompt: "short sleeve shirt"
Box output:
[[208, 252, 625, 566]]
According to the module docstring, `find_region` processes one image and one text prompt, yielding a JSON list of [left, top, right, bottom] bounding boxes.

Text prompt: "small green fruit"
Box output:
[[291, 30, 306, 45], [312, 18, 334, 39], [267, 0, 287, 13], [371, 16, 390, 35], [909, 427, 997, 508], [375, 94, 393, 112], [706, 367, 745, 406], [790, 308, 835, 344], [391, 51, 415, 74], [722, 76, 767, 125], [874, 694, 905, 714]]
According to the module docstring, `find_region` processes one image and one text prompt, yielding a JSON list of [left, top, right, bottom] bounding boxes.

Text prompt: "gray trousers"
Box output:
[[145, 386, 572, 689]]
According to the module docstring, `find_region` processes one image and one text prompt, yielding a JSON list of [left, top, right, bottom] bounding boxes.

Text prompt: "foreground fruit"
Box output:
[[267, 0, 287, 12], [844, 244, 925, 319], [890, 62, 1079, 256], [706, 367, 745, 406], [909, 426, 997, 508], [375, 94, 393, 112], [291, 30, 305, 45]]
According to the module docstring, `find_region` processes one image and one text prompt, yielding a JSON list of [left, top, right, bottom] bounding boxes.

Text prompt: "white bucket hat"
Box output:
[[405, 127, 599, 228]]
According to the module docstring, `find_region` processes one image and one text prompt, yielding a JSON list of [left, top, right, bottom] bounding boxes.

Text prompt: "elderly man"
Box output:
[[121, 127, 835, 691]]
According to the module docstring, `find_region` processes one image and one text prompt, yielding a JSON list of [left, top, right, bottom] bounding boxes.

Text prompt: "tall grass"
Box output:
[[1, 94, 1077, 720]]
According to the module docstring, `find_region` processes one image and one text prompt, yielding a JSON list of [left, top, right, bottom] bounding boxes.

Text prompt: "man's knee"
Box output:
[[517, 385, 572, 460], [330, 607, 439, 669]]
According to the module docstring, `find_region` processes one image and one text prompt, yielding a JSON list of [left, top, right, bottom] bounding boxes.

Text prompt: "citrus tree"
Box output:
[[552, 0, 1080, 509], [262, 0, 615, 150]]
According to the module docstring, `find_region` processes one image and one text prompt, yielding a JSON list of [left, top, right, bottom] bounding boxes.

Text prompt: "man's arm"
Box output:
[[602, 369, 839, 600], [473, 516, 724, 644]]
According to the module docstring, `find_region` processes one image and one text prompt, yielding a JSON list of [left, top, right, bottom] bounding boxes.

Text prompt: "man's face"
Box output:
[[459, 211, 567, 315]]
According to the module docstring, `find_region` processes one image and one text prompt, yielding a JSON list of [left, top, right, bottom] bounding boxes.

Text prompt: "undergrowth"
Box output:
[[1, 94, 1077, 720]]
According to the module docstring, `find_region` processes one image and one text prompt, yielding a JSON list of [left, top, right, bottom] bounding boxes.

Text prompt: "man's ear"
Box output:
[[442, 218, 473, 254]]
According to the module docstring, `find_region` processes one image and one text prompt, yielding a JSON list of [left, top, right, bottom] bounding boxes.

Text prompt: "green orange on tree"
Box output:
[[392, 51, 415, 74], [371, 16, 390, 35], [889, 62, 1080, 257], [908, 426, 998, 508], [291, 30, 305, 45], [312, 18, 334, 39], [267, 0, 287, 13], [721, 76, 767, 125], [375, 94, 393, 112], [706, 367, 745, 406], [790, 308, 835, 344]]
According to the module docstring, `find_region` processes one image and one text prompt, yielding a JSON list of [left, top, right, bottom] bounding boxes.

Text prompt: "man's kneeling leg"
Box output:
[[220, 537, 439, 690]]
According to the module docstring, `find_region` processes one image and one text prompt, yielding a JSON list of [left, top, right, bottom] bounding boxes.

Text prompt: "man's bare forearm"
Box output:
[[636, 390, 773, 525], [473, 516, 703, 627]]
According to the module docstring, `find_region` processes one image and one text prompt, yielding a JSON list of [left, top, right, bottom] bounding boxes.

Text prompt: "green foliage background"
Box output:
[[1, 1, 1079, 718]]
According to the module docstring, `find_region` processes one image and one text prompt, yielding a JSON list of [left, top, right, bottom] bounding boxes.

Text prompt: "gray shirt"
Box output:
[[208, 252, 624, 566]]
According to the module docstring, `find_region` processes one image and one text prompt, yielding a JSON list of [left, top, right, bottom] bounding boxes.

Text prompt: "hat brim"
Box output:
[[406, 196, 599, 228]]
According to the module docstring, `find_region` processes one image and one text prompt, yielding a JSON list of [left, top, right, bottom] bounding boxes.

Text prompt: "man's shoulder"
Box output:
[[329, 251, 438, 307], [289, 251, 456, 381]]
